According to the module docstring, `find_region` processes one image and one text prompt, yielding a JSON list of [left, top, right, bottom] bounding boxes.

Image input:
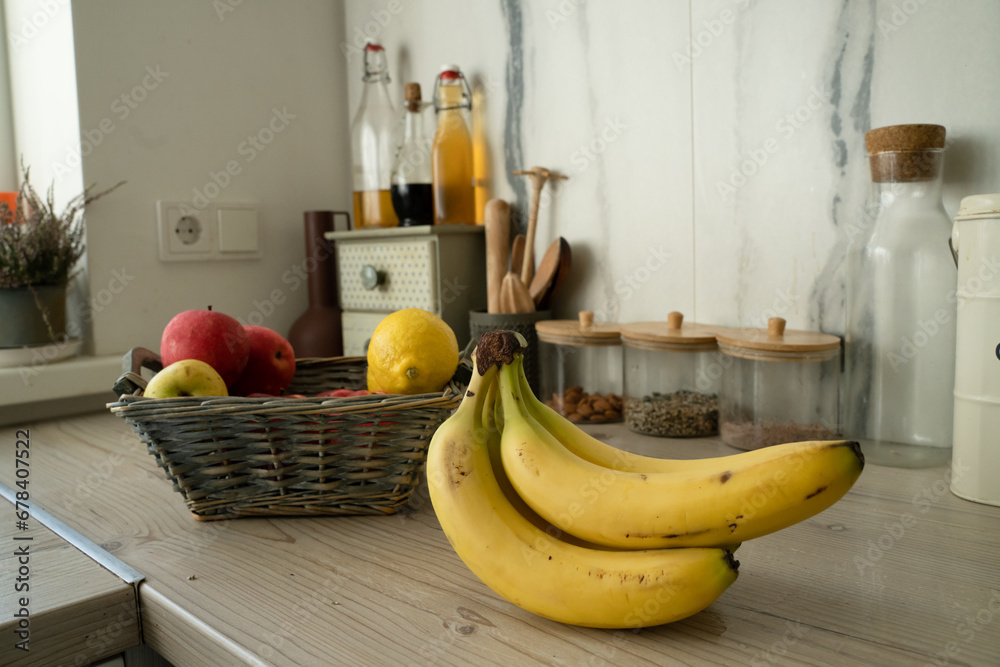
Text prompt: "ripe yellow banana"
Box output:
[[518, 371, 852, 477], [426, 356, 739, 628], [498, 355, 864, 550]]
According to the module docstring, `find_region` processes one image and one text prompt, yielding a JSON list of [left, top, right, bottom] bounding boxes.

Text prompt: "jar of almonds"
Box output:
[[535, 311, 623, 423], [621, 312, 722, 438]]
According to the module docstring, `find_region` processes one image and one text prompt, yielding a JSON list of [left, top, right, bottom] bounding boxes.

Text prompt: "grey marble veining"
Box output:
[[343, 0, 1000, 331], [500, 0, 526, 227], [810, 0, 876, 335]]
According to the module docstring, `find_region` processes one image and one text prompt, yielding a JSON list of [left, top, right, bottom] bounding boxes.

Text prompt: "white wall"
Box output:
[[344, 0, 1000, 335], [70, 0, 351, 356]]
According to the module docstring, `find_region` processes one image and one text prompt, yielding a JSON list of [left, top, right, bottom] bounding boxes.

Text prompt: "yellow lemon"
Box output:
[[367, 308, 459, 394]]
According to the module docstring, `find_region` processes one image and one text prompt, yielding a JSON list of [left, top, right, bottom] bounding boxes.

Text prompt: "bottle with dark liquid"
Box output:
[[390, 83, 433, 227]]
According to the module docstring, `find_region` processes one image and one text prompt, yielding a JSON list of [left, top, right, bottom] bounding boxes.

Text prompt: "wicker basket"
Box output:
[[106, 347, 470, 520]]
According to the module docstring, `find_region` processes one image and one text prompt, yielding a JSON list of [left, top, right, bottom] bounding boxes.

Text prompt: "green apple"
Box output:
[[145, 359, 228, 398]]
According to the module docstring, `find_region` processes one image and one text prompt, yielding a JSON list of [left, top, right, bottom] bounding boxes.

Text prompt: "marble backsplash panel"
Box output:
[[343, 0, 1000, 334]]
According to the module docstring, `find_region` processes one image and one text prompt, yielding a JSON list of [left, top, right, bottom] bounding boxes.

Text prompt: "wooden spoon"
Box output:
[[510, 234, 526, 278], [529, 237, 567, 307], [513, 167, 567, 285], [499, 271, 535, 314], [484, 199, 510, 314], [540, 238, 571, 310]]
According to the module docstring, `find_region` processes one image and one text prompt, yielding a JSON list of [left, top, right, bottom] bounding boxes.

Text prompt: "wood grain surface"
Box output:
[[1, 412, 998, 666], [0, 495, 140, 666]]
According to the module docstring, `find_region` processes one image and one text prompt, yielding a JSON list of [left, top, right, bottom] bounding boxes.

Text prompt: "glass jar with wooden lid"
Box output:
[[535, 311, 623, 423], [620, 311, 721, 438], [717, 317, 841, 450]]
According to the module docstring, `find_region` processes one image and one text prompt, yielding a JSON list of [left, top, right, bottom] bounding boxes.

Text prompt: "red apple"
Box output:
[[160, 307, 249, 387], [317, 388, 355, 398], [231, 325, 296, 396]]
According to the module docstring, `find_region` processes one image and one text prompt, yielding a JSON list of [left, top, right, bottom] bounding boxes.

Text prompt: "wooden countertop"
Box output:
[[1, 412, 998, 666], [0, 490, 141, 666]]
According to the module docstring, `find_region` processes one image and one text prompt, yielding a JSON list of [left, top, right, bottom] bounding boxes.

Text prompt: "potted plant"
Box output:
[[0, 166, 123, 348]]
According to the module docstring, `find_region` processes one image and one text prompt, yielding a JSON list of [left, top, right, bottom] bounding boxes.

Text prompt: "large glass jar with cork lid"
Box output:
[[620, 312, 721, 438], [843, 124, 956, 468], [535, 311, 623, 423], [717, 318, 841, 450]]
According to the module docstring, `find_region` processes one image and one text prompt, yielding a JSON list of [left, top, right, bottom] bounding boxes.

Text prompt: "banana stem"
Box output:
[[474, 330, 528, 373]]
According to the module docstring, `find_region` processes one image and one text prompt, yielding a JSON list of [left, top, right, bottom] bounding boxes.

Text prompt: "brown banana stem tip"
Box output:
[[474, 330, 526, 374]]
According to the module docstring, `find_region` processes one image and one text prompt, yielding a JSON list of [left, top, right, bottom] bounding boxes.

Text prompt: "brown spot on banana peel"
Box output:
[[720, 471, 732, 484], [806, 486, 828, 500], [624, 528, 712, 540]]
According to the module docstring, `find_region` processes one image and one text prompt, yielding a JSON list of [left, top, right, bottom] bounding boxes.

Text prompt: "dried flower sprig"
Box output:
[[0, 165, 124, 289]]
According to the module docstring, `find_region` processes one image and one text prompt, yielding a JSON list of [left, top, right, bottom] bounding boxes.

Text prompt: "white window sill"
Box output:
[[0, 353, 124, 425]]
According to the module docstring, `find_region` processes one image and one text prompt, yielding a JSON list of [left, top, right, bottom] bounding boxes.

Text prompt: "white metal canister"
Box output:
[[951, 193, 1000, 506]]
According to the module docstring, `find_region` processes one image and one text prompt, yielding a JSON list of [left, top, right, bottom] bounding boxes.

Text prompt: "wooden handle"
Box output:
[[484, 199, 510, 314], [510, 234, 526, 276], [667, 311, 684, 330], [514, 167, 568, 287], [521, 177, 545, 285]]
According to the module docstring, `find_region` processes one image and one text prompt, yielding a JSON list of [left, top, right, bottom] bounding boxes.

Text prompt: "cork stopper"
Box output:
[[767, 317, 786, 338], [404, 82, 422, 111], [667, 311, 683, 330], [865, 124, 946, 182], [578, 310, 595, 330]]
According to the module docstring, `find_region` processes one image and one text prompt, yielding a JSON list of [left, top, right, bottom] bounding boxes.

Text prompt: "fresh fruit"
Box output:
[[425, 329, 864, 628], [144, 359, 228, 398], [316, 388, 371, 398], [366, 308, 458, 394], [497, 352, 864, 550], [427, 354, 739, 628], [366, 367, 383, 393], [160, 307, 249, 387], [231, 325, 296, 396]]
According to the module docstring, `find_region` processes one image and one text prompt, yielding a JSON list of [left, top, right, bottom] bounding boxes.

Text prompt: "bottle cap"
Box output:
[[865, 124, 945, 153], [865, 124, 946, 183], [404, 82, 422, 103], [364, 40, 384, 51], [439, 64, 461, 80]]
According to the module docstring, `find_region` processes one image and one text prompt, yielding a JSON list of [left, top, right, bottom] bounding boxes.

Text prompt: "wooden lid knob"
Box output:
[[578, 311, 595, 330], [767, 317, 786, 338], [667, 311, 684, 330]]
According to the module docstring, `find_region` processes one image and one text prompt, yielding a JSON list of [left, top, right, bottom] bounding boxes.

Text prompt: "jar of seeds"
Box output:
[[535, 311, 623, 423], [717, 317, 841, 450], [620, 312, 721, 437]]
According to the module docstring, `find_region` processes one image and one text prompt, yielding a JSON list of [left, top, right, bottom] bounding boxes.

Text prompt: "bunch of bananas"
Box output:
[[427, 331, 864, 629]]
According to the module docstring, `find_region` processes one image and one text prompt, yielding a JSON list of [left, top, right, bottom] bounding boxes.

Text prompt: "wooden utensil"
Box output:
[[510, 234, 526, 278], [541, 238, 572, 310], [484, 199, 511, 314], [499, 271, 535, 314], [513, 167, 567, 286], [529, 237, 566, 308]]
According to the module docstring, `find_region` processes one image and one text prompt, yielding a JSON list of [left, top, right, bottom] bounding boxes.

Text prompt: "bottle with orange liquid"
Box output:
[[349, 41, 398, 229], [431, 65, 475, 225]]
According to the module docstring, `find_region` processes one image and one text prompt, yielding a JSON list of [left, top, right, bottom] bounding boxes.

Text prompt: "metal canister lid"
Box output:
[[956, 193, 1000, 219], [535, 311, 621, 346], [716, 317, 840, 360], [620, 311, 718, 350]]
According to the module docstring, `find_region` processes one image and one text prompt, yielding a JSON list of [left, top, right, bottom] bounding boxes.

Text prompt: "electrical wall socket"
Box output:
[[158, 201, 213, 260]]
